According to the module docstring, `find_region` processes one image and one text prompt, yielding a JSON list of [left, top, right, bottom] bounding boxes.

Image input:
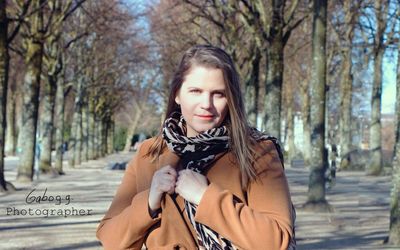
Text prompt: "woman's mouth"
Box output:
[[196, 114, 214, 120]]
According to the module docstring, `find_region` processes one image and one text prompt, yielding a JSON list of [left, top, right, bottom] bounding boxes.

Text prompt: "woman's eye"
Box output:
[[214, 92, 225, 97], [189, 89, 201, 93]]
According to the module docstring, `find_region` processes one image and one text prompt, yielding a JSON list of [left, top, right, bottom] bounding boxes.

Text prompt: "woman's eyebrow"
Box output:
[[212, 89, 226, 93], [186, 86, 226, 92]]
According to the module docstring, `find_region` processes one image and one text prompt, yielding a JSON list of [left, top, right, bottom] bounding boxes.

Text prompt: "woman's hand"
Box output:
[[175, 169, 208, 205], [148, 165, 177, 211]]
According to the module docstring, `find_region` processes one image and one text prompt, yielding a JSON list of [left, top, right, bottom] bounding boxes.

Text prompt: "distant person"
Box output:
[[133, 133, 147, 151], [326, 143, 339, 188], [62, 142, 68, 153], [96, 45, 296, 249]]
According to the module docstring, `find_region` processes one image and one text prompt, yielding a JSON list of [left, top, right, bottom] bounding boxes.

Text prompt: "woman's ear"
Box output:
[[175, 95, 180, 105]]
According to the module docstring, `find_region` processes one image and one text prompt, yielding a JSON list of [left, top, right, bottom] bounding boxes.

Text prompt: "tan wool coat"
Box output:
[[96, 137, 295, 250]]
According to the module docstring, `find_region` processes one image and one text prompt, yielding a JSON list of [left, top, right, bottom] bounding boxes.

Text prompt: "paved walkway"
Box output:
[[0, 153, 398, 250]]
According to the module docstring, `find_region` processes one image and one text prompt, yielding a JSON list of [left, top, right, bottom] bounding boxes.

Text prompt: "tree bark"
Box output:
[[304, 0, 330, 212], [339, 51, 353, 169], [68, 108, 76, 167], [100, 118, 107, 157], [39, 58, 58, 174], [300, 82, 312, 167], [245, 48, 261, 127], [69, 75, 83, 168], [107, 115, 114, 154], [88, 93, 95, 160], [263, 35, 284, 139], [94, 115, 100, 159], [54, 70, 65, 174], [103, 116, 108, 156], [287, 93, 296, 164], [339, 0, 357, 170], [5, 85, 16, 156], [16, 0, 45, 182], [366, 0, 385, 175], [0, 0, 11, 191], [39, 0, 65, 174], [388, 39, 400, 245], [81, 94, 89, 162], [73, 77, 83, 166]]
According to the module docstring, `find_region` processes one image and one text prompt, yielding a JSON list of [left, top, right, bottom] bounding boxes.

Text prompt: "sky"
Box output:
[[382, 51, 398, 114]]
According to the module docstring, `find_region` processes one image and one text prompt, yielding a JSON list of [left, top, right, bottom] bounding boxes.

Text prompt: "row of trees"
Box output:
[[0, 0, 157, 189], [147, 0, 399, 244], [0, 0, 399, 245]]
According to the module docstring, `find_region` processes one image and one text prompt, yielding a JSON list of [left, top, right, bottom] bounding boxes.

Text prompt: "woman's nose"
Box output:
[[200, 94, 212, 109]]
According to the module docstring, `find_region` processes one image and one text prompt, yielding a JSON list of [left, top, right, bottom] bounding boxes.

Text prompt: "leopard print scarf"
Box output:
[[162, 111, 295, 249], [162, 111, 235, 249]]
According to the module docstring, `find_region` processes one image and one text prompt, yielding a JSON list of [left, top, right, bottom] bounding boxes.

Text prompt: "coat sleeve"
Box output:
[[96, 140, 160, 250], [194, 140, 295, 250]]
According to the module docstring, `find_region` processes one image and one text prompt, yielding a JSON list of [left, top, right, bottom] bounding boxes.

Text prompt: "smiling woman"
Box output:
[[175, 66, 228, 137], [96, 45, 296, 250]]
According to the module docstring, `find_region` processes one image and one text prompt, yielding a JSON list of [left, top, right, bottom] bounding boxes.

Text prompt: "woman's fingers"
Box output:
[[175, 169, 208, 205], [148, 165, 178, 210], [158, 165, 177, 178]]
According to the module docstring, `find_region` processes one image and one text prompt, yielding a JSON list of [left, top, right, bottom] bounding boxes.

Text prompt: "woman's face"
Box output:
[[175, 66, 229, 137]]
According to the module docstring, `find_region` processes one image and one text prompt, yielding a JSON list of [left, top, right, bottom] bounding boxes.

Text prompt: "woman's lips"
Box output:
[[196, 114, 214, 120]]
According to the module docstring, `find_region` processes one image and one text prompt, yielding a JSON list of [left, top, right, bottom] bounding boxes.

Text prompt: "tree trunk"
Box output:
[[366, 49, 384, 175], [73, 77, 83, 166], [5, 59, 17, 156], [88, 95, 95, 160], [69, 76, 83, 167], [81, 94, 88, 162], [103, 117, 108, 156], [287, 96, 296, 164], [339, 51, 353, 169], [388, 39, 400, 245], [68, 109, 76, 167], [261, 0, 285, 139], [300, 84, 312, 167], [16, 0, 44, 182], [264, 39, 283, 138], [5, 87, 16, 156], [40, 0, 64, 174], [339, 0, 357, 170], [39, 64, 57, 174], [0, 0, 12, 191], [99, 118, 106, 157], [54, 71, 65, 174], [107, 116, 114, 154], [304, 0, 330, 212], [245, 48, 261, 127], [366, 0, 386, 176], [95, 115, 101, 158]]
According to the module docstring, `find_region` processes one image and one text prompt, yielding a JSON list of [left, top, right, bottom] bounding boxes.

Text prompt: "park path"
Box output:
[[0, 152, 398, 250]]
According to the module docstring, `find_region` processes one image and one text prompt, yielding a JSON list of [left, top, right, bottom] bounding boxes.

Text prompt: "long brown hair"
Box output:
[[147, 45, 260, 189]]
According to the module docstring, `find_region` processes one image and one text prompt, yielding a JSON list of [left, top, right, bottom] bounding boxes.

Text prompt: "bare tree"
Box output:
[[303, 0, 330, 212], [0, 0, 10, 191], [0, 0, 32, 190], [123, 69, 155, 152], [38, 0, 86, 174], [236, 0, 306, 138], [388, 33, 400, 245], [16, 0, 45, 182], [327, 1, 361, 169], [366, 0, 397, 175]]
